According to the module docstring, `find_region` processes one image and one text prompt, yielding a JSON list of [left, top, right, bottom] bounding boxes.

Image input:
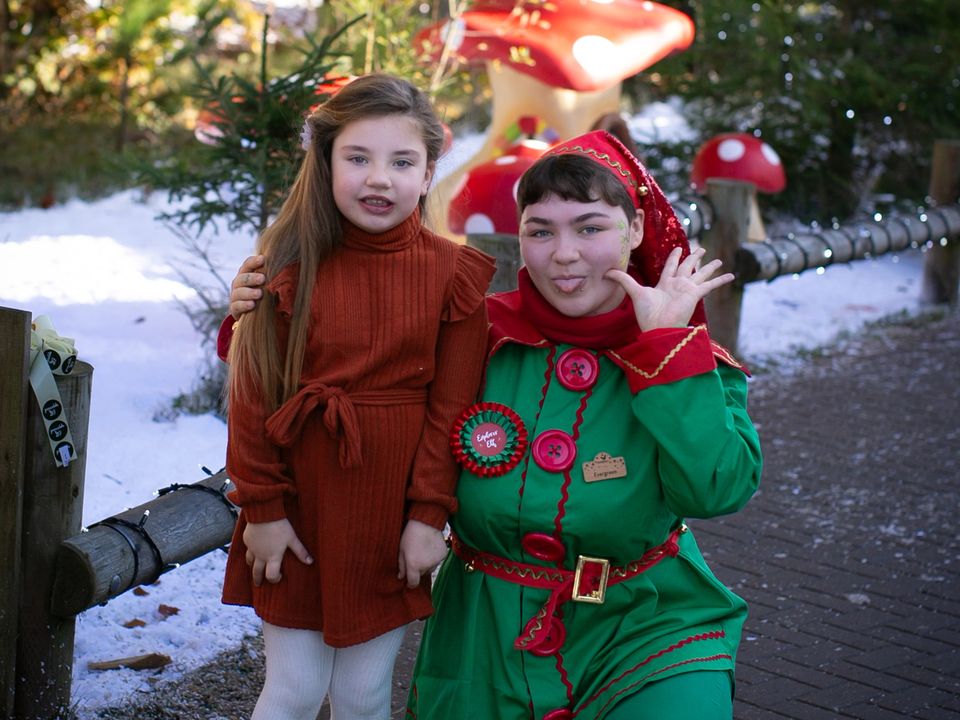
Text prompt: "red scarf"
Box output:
[[516, 267, 641, 349]]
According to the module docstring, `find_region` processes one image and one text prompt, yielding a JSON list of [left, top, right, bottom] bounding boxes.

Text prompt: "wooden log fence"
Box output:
[[16, 359, 92, 720], [1, 307, 94, 720], [733, 204, 960, 284], [50, 471, 237, 617], [1, 140, 957, 718], [0, 308, 31, 720], [922, 139, 960, 304], [0, 308, 238, 719]]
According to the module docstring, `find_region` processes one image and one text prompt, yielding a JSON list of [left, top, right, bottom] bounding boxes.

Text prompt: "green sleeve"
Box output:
[[631, 364, 762, 518]]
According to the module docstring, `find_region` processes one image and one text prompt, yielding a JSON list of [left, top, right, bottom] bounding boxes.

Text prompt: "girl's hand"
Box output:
[[605, 247, 734, 331], [242, 518, 313, 587], [398, 520, 448, 589], [230, 255, 267, 318]]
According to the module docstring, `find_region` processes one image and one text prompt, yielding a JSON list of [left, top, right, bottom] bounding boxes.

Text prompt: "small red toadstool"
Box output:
[[691, 133, 786, 241]]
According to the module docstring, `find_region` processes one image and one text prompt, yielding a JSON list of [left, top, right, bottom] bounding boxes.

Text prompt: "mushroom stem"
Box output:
[[746, 192, 767, 242], [430, 63, 621, 240]]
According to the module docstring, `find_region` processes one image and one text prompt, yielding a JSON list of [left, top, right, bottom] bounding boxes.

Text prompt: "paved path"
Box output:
[[699, 309, 960, 718]]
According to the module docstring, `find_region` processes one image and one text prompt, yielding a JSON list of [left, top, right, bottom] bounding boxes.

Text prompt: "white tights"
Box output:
[[251, 621, 406, 720]]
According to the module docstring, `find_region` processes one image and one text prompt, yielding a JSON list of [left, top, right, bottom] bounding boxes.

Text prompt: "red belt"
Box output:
[[448, 526, 685, 654]]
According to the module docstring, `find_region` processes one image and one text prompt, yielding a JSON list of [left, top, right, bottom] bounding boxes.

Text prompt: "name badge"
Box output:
[[582, 452, 627, 482]]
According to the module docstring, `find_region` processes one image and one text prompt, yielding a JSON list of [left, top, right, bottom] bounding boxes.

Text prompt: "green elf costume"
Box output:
[[406, 131, 763, 720]]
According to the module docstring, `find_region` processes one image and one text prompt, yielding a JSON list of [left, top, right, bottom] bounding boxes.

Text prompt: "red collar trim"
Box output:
[[486, 291, 550, 358]]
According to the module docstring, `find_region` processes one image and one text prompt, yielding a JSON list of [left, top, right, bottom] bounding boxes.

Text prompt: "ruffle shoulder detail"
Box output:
[[444, 244, 496, 322], [266, 263, 300, 319]]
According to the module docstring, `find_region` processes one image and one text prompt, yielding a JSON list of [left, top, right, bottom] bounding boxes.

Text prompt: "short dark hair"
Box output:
[[516, 153, 636, 222]]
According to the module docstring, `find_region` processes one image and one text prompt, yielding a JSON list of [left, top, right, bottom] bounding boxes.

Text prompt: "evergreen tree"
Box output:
[[142, 14, 361, 237], [136, 15, 360, 418], [646, 1, 960, 221]]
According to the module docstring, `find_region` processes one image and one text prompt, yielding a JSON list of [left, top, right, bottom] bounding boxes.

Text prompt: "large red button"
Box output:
[[529, 616, 567, 657], [521, 532, 565, 562], [531, 430, 576, 472], [542, 709, 573, 720], [556, 348, 599, 391]]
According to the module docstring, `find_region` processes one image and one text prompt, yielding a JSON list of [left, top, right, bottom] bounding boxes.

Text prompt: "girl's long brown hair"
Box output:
[[228, 73, 445, 411]]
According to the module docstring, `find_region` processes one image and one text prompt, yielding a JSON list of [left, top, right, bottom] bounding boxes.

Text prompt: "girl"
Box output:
[[222, 73, 494, 720], [406, 131, 762, 719]]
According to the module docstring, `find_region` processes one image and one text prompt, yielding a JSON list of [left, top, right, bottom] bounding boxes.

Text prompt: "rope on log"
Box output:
[[735, 204, 960, 283], [50, 470, 237, 617]]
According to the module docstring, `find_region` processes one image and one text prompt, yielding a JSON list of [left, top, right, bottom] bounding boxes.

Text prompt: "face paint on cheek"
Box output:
[[617, 221, 630, 270]]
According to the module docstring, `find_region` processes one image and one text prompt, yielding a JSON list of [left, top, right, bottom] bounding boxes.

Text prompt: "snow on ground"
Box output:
[[1, 190, 259, 713], [0, 164, 930, 715]]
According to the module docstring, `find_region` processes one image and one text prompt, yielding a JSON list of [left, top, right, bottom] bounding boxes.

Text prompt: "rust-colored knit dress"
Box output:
[[222, 211, 495, 647]]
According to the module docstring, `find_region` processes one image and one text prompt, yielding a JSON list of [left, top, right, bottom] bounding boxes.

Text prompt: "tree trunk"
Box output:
[[0, 0, 11, 84], [116, 55, 131, 152]]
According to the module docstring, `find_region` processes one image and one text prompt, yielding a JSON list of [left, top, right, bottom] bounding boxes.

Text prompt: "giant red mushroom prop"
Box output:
[[691, 133, 786, 242], [416, 0, 695, 238]]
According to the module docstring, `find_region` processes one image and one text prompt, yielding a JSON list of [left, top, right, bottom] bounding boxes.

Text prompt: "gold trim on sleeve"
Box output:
[[607, 325, 707, 380]]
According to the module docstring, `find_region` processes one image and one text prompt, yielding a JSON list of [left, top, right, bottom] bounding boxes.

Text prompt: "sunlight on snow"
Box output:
[[1, 233, 195, 305]]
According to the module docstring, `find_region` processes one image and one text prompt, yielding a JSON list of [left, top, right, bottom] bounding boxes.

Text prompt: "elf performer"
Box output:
[[405, 130, 763, 720]]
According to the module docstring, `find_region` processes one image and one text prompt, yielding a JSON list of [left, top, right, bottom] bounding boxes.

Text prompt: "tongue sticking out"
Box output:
[[554, 277, 584, 293]]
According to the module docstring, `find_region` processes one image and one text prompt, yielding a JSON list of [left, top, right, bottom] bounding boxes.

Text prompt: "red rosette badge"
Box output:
[[451, 402, 528, 477]]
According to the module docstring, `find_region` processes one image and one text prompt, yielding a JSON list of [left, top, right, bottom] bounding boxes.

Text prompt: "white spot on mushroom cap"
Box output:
[[440, 18, 466, 52], [464, 214, 496, 234], [717, 138, 746, 162], [494, 155, 520, 166], [716, 137, 782, 168], [572, 35, 616, 78], [761, 143, 782, 166]]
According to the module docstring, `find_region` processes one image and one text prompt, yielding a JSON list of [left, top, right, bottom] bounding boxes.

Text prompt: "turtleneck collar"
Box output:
[[517, 267, 641, 349], [340, 208, 421, 253]]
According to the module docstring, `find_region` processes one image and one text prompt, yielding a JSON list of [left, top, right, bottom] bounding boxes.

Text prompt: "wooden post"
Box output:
[[466, 233, 522, 293], [0, 307, 31, 718], [700, 179, 752, 354], [922, 140, 960, 304], [15, 360, 93, 719]]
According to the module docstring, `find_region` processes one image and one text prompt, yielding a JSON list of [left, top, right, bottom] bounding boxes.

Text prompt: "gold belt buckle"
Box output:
[[572, 555, 610, 604]]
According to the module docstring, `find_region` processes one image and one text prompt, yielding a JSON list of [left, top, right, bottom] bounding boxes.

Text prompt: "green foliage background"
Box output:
[[642, 0, 960, 220]]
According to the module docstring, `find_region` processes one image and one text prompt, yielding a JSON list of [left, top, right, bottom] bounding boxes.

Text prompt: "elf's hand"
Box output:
[[230, 255, 266, 318], [606, 247, 733, 331]]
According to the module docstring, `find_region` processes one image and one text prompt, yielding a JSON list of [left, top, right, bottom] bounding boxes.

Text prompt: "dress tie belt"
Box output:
[[265, 383, 428, 469], [449, 526, 684, 654]]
